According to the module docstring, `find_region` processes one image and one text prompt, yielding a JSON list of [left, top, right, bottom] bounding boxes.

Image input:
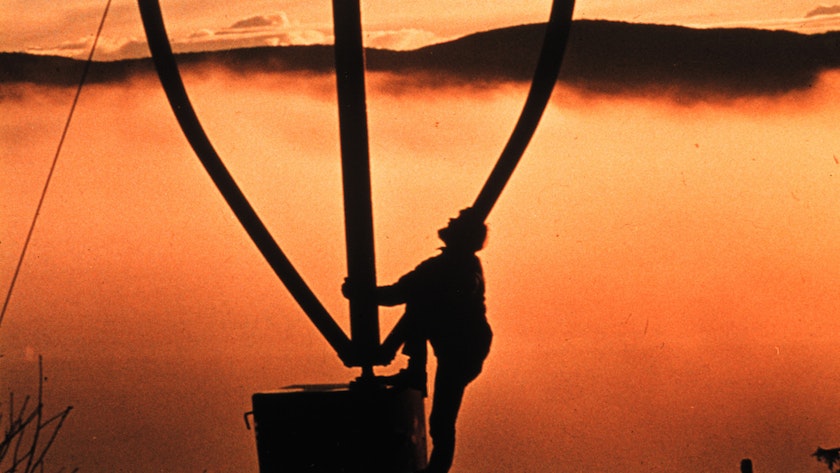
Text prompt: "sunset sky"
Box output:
[[2, 1, 840, 472], [2, 0, 840, 59]]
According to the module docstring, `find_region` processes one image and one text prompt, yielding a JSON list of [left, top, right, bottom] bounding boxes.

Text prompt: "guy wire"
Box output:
[[1, 0, 113, 327]]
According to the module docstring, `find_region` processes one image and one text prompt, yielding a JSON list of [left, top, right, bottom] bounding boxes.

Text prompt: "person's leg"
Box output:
[[382, 337, 428, 394], [402, 336, 427, 376], [424, 366, 467, 473]]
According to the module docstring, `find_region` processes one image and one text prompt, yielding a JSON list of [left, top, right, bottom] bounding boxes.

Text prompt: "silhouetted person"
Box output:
[[343, 208, 492, 473]]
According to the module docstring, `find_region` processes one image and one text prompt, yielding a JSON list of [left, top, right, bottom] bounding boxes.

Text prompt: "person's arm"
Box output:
[[341, 278, 407, 307], [374, 284, 405, 307]]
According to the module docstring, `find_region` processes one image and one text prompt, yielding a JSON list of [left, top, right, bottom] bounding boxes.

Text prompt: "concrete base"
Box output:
[[251, 384, 426, 473]]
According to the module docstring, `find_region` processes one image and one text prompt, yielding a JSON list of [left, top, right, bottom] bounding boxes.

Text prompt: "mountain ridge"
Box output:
[[2, 20, 839, 97]]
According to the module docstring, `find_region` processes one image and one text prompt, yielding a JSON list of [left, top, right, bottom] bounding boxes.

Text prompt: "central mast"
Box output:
[[332, 0, 379, 374]]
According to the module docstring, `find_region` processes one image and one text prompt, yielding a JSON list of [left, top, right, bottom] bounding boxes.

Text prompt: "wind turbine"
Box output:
[[138, 0, 575, 471]]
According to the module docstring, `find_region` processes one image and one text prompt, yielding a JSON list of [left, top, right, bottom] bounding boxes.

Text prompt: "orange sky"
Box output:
[[1, 0, 839, 59]]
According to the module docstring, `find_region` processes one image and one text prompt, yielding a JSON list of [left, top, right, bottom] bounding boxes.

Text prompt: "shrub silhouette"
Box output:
[[1, 356, 75, 473], [814, 447, 840, 473]]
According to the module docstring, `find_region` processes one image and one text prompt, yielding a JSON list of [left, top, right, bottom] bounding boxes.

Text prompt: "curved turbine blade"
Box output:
[[471, 0, 577, 221], [138, 0, 353, 363]]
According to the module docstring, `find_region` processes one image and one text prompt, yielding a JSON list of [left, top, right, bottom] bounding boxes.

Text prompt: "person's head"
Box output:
[[438, 207, 487, 252]]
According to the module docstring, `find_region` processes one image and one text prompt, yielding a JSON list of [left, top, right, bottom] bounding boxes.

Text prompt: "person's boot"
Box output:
[[381, 367, 427, 396]]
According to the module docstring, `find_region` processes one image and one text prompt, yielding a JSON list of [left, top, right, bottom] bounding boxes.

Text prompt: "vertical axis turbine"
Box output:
[[332, 0, 380, 373]]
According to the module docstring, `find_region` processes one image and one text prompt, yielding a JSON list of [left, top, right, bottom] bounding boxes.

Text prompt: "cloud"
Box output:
[[189, 29, 215, 39], [26, 35, 150, 61], [686, 6, 840, 34], [730, 14, 840, 34], [25, 10, 445, 61], [25, 11, 332, 60], [756, 12, 840, 33], [229, 12, 291, 29], [172, 11, 328, 52], [364, 29, 447, 51], [805, 4, 840, 17], [174, 28, 329, 55], [197, 12, 442, 51]]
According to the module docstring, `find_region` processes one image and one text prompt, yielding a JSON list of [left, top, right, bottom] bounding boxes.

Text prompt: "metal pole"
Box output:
[[331, 0, 380, 372]]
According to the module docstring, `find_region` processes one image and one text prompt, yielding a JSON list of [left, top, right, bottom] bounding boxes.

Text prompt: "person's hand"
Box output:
[[342, 277, 380, 302], [341, 277, 357, 299], [375, 344, 398, 365]]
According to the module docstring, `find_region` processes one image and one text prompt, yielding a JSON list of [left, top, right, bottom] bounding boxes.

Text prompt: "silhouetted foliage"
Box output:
[[814, 447, 840, 473], [0, 357, 75, 473]]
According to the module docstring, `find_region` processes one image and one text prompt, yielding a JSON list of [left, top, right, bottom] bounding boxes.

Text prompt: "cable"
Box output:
[[0, 0, 113, 327]]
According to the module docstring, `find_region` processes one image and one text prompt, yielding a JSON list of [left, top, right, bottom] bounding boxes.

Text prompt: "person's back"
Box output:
[[398, 249, 491, 378]]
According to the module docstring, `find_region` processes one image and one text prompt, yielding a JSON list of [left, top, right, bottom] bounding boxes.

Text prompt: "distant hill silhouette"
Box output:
[[2, 20, 839, 97]]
